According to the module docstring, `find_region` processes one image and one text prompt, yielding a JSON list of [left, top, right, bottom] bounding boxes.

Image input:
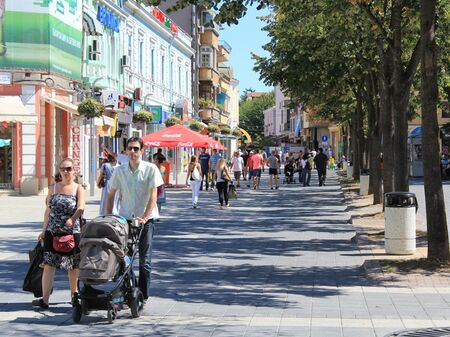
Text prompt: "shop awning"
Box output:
[[0, 96, 37, 123], [94, 115, 115, 127], [43, 96, 79, 115]]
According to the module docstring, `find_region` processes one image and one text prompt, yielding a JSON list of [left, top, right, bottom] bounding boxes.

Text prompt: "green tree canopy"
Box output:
[[239, 92, 274, 143]]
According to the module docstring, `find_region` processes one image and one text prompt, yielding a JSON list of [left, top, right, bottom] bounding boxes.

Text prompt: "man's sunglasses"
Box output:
[[127, 146, 141, 152], [60, 166, 73, 172]]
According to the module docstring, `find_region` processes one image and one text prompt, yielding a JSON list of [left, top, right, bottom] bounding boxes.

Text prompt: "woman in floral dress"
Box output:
[[32, 158, 85, 309]]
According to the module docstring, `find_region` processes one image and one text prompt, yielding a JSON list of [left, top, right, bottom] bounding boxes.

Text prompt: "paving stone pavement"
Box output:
[[0, 171, 449, 337]]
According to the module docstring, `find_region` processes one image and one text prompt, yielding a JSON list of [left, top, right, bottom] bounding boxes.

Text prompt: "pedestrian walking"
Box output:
[[106, 137, 164, 301], [153, 155, 166, 219], [214, 158, 233, 209], [314, 147, 329, 186], [187, 154, 202, 208], [209, 149, 222, 190], [198, 148, 210, 191], [246, 150, 254, 187], [241, 150, 249, 181], [249, 149, 263, 189], [267, 150, 280, 189], [33, 158, 85, 310], [98, 153, 119, 215], [231, 151, 244, 187], [297, 150, 304, 183], [302, 149, 313, 186]]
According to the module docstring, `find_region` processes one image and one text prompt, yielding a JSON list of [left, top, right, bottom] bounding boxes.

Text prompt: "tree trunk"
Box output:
[[366, 72, 383, 204], [351, 88, 364, 181], [391, 1, 410, 192], [378, 49, 394, 195], [420, 0, 449, 261]]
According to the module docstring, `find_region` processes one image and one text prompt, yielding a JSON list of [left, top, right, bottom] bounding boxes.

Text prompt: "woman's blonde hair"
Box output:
[[190, 155, 197, 164], [216, 158, 226, 171]]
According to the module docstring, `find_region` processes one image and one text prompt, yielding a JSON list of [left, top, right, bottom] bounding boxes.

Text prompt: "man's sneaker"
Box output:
[[32, 298, 49, 310]]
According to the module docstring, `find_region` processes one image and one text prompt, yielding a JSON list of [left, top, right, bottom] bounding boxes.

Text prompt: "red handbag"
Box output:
[[52, 234, 75, 253]]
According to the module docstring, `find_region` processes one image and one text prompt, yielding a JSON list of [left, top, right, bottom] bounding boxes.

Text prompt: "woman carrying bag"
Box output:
[[214, 158, 232, 209], [32, 158, 85, 309], [187, 155, 202, 208]]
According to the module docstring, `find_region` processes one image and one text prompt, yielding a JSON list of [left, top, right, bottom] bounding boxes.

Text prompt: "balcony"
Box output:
[[199, 68, 220, 84], [199, 107, 220, 122], [218, 41, 231, 62]]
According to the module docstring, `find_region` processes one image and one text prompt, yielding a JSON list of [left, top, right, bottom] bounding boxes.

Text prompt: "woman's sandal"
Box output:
[[31, 298, 49, 309]]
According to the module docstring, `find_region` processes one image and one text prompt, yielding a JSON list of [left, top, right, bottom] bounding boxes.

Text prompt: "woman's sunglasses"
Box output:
[[60, 166, 73, 172]]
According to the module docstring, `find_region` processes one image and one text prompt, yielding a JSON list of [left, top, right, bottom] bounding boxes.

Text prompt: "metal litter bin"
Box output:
[[360, 169, 369, 196], [384, 192, 418, 255], [347, 162, 353, 178]]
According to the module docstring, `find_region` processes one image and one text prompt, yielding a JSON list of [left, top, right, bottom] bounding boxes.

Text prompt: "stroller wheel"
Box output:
[[130, 290, 144, 318], [72, 302, 82, 323], [107, 306, 117, 323]]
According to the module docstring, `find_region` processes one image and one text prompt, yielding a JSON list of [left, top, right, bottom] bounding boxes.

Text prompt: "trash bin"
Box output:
[[343, 161, 348, 171], [360, 169, 369, 196], [347, 162, 353, 178], [384, 192, 418, 255]]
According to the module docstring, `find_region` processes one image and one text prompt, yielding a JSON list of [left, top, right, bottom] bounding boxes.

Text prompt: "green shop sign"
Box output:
[[0, 0, 82, 81]]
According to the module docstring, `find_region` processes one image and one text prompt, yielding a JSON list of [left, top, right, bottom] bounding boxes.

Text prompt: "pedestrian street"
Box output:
[[1, 171, 450, 337]]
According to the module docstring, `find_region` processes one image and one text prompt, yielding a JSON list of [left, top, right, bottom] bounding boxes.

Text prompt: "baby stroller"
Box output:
[[283, 161, 296, 184], [72, 215, 144, 323]]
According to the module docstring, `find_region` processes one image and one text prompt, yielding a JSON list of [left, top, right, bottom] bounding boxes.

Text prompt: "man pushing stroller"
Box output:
[[106, 137, 164, 302]]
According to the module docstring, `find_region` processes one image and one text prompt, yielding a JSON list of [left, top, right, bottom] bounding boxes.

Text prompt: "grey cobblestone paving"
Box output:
[[0, 171, 449, 336]]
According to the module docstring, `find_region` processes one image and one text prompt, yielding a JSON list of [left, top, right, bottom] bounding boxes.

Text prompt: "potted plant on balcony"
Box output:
[[207, 123, 219, 134], [77, 97, 105, 119], [232, 128, 242, 137], [198, 97, 213, 108], [133, 110, 153, 124], [220, 126, 231, 135], [189, 119, 203, 132], [165, 116, 181, 127]]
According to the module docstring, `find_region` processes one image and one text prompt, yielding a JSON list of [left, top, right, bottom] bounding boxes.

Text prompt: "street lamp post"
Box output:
[[89, 77, 104, 197], [142, 93, 153, 136]]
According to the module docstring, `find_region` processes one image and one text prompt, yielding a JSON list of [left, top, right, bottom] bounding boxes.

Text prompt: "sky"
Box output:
[[219, 6, 272, 95]]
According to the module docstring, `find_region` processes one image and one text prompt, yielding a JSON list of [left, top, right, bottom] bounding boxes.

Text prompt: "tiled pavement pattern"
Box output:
[[0, 171, 449, 337]]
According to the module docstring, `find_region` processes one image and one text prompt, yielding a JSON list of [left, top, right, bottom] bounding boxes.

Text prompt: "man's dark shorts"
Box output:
[[233, 171, 241, 180], [269, 168, 278, 176], [253, 169, 262, 177]]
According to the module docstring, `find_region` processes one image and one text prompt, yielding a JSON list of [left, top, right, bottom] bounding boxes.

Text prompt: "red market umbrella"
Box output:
[[142, 124, 212, 148]]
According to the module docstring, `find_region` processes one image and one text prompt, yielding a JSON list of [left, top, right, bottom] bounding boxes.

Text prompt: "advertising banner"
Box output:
[[133, 102, 163, 125], [0, 0, 82, 80]]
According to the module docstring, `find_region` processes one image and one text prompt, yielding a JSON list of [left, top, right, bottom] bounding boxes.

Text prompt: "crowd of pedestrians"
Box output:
[[29, 137, 334, 312]]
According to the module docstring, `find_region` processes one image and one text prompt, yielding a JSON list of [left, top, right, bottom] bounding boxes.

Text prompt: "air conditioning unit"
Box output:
[[121, 55, 130, 68]]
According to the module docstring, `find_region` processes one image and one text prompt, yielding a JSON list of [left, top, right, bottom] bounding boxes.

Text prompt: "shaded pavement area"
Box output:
[[0, 171, 449, 336]]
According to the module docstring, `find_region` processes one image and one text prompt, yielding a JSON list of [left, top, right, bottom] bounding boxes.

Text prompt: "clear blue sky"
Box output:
[[219, 6, 272, 94]]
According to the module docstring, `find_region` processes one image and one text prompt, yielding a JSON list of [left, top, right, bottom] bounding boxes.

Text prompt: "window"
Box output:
[[127, 34, 133, 68], [139, 41, 144, 74], [185, 70, 189, 96], [178, 66, 181, 92], [151, 49, 155, 80], [161, 55, 165, 83], [200, 46, 213, 68]]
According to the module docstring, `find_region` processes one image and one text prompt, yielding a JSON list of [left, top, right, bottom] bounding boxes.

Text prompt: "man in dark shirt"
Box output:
[[314, 148, 329, 186], [198, 148, 210, 190]]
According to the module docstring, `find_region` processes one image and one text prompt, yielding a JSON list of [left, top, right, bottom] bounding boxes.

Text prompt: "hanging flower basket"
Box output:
[[232, 128, 242, 137], [207, 123, 219, 133], [198, 97, 213, 108], [165, 116, 181, 127], [77, 97, 105, 119], [220, 127, 231, 135], [133, 110, 153, 123], [189, 119, 203, 131]]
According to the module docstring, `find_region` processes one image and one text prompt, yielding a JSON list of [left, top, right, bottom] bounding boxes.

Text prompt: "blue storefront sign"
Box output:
[[322, 135, 328, 142], [97, 5, 120, 32]]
